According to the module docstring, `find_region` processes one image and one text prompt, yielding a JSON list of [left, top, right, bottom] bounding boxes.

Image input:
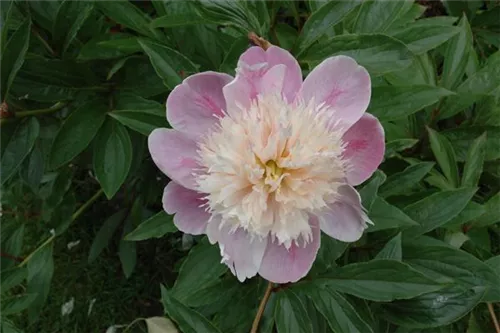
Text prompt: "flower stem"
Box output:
[[71, 188, 104, 222], [488, 303, 500, 333], [250, 281, 274, 333], [15, 101, 67, 118], [18, 188, 104, 267]]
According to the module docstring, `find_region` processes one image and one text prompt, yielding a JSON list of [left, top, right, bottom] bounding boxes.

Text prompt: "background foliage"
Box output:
[[1, 0, 500, 332]]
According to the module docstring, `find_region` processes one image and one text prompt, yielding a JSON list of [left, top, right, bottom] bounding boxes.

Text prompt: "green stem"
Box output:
[[18, 188, 104, 267], [71, 189, 104, 221], [15, 101, 67, 118], [31, 27, 56, 57], [18, 234, 55, 267]]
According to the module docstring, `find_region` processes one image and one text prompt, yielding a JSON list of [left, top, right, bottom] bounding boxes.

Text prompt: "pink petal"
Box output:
[[167, 71, 233, 140], [259, 64, 287, 96], [342, 113, 385, 186], [224, 46, 302, 114], [162, 181, 209, 235], [258, 218, 321, 283], [316, 185, 369, 242], [207, 219, 266, 282], [300, 55, 371, 131], [148, 128, 199, 190], [266, 46, 303, 103]]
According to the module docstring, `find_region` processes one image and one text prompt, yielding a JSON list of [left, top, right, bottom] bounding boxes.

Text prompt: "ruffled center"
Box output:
[[196, 94, 348, 248]]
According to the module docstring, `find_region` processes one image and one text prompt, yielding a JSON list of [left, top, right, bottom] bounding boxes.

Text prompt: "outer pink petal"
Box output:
[[167, 71, 233, 140], [342, 113, 385, 186], [224, 46, 302, 114], [207, 219, 266, 282], [258, 218, 321, 283], [300, 55, 371, 130], [265, 46, 303, 103], [162, 181, 209, 235], [148, 128, 199, 190], [316, 185, 369, 242]]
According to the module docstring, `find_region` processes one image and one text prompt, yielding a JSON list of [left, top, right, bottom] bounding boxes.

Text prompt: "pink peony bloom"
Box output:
[[148, 46, 385, 283]]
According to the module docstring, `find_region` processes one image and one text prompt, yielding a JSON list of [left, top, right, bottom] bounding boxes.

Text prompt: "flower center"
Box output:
[[196, 94, 347, 247]]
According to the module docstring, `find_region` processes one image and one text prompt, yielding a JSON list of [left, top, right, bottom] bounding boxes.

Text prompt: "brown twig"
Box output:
[[248, 32, 272, 51], [250, 281, 274, 333], [488, 303, 500, 333], [1, 252, 24, 262]]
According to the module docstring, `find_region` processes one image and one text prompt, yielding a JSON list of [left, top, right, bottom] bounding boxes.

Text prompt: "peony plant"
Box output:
[[148, 44, 385, 284]]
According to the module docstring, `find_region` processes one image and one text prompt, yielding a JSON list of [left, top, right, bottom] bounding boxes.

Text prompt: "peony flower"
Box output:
[[148, 45, 385, 283]]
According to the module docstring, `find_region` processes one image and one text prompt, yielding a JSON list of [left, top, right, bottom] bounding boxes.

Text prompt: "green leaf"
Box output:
[[295, 0, 361, 53], [379, 162, 434, 198], [428, 127, 460, 188], [138, 38, 198, 90], [26, 242, 54, 322], [312, 234, 349, 275], [385, 138, 419, 158], [93, 118, 133, 199], [119, 200, 140, 279], [118, 57, 170, 97], [385, 53, 437, 86], [367, 197, 419, 232], [316, 259, 444, 301], [369, 85, 454, 121], [52, 0, 94, 54], [161, 285, 221, 333], [375, 233, 402, 260], [125, 211, 177, 241], [461, 133, 487, 188], [443, 0, 481, 20], [219, 36, 249, 75], [275, 289, 312, 333], [49, 99, 107, 169], [307, 285, 374, 333], [109, 111, 168, 136], [402, 242, 500, 302], [20, 143, 44, 193], [151, 13, 205, 28], [95, 1, 157, 38], [108, 92, 168, 135], [1, 117, 40, 185], [359, 170, 387, 211], [193, 0, 266, 36], [444, 201, 486, 228], [472, 5, 500, 29], [485, 256, 500, 277], [1, 319, 23, 333], [441, 15, 473, 90], [78, 34, 139, 61], [1, 225, 24, 270], [97, 37, 142, 54], [1, 18, 30, 99], [439, 52, 500, 120], [1, 293, 38, 315], [441, 126, 500, 162], [171, 242, 227, 303], [474, 192, 500, 228], [390, 21, 460, 54], [88, 209, 127, 264], [381, 286, 485, 328], [353, 0, 411, 33], [300, 34, 413, 74], [1, 267, 27, 293], [403, 188, 477, 235]]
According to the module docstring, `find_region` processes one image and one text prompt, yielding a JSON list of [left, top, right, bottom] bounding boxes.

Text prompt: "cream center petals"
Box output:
[[196, 94, 348, 248]]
